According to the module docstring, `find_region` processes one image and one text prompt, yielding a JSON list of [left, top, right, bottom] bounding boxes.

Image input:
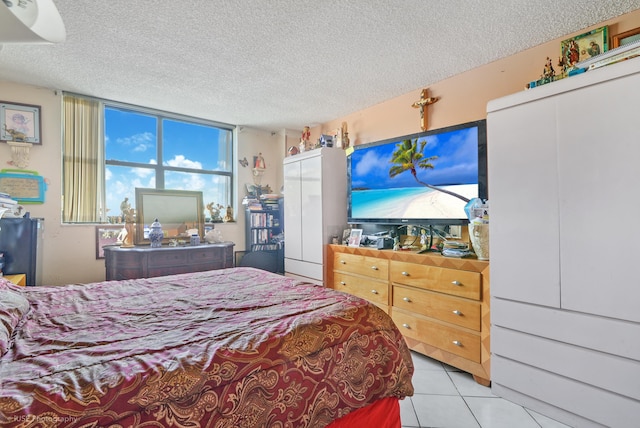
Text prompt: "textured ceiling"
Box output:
[[1, 1, 640, 131]]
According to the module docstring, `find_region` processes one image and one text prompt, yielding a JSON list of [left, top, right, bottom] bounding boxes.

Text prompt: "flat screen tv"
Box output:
[[347, 119, 487, 226]]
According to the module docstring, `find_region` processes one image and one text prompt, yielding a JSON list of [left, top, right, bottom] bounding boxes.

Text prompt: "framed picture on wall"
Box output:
[[612, 27, 640, 48], [348, 229, 362, 248], [0, 101, 42, 144], [561, 26, 608, 67]]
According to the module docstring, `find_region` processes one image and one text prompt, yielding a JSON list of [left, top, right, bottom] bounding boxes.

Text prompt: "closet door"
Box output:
[[300, 154, 323, 264], [556, 70, 640, 322], [283, 160, 302, 261], [488, 98, 560, 308]]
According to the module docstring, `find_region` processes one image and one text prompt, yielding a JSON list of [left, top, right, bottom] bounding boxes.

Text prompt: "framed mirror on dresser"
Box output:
[[134, 188, 204, 246]]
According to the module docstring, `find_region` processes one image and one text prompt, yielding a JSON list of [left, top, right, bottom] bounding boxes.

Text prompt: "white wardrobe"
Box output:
[[283, 148, 347, 283], [487, 58, 640, 427]]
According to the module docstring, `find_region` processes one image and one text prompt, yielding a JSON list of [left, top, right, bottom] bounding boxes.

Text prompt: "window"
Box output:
[[62, 95, 234, 223]]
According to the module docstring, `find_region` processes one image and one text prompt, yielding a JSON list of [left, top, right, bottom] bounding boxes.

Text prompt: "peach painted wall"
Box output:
[[310, 9, 640, 147], [0, 83, 282, 285], [1, 9, 638, 285]]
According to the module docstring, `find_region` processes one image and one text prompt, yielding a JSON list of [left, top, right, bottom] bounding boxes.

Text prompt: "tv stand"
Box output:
[[326, 244, 490, 385]]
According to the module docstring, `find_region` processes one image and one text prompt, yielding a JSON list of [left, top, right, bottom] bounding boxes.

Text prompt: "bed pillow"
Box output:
[[0, 278, 30, 356]]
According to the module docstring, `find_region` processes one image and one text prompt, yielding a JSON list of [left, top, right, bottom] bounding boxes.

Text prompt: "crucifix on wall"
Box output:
[[412, 88, 439, 131]]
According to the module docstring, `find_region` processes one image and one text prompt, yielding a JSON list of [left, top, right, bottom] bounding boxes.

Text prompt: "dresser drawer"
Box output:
[[390, 261, 481, 300], [147, 250, 188, 267], [333, 253, 389, 280], [189, 247, 222, 263], [392, 309, 481, 363], [334, 271, 389, 306], [393, 285, 481, 331]]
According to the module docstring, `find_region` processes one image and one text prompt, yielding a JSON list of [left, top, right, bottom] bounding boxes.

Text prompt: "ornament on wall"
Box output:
[[6, 141, 32, 168], [412, 88, 440, 131]]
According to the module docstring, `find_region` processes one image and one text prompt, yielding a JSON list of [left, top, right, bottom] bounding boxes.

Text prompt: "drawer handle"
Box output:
[[401, 271, 409, 276], [451, 280, 462, 286], [371, 266, 378, 270], [371, 289, 378, 294], [452, 340, 463, 347], [403, 297, 411, 302], [452, 310, 462, 316], [402, 323, 411, 329], [340, 260, 346, 264], [340, 281, 346, 285]]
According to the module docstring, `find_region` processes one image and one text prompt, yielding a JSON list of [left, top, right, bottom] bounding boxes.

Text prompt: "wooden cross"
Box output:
[[412, 88, 439, 131]]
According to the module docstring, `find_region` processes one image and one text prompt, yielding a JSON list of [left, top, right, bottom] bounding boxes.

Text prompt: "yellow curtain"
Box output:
[[62, 95, 103, 223]]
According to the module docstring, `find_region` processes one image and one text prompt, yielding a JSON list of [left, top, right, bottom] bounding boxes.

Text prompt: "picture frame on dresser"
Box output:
[[95, 225, 124, 259], [342, 228, 352, 245], [347, 229, 362, 247]]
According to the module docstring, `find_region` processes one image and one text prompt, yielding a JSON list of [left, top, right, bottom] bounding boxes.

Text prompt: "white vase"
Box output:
[[468, 223, 490, 260]]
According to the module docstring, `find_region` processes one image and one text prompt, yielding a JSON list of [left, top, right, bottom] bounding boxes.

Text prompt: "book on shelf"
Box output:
[[251, 244, 279, 251]]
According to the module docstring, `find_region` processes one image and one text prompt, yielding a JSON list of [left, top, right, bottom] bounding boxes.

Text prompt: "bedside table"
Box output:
[[5, 274, 26, 286]]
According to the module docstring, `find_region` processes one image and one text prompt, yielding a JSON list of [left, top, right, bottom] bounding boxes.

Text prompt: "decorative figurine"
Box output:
[[254, 152, 266, 169], [148, 218, 164, 248], [121, 207, 135, 248], [223, 205, 233, 222], [120, 197, 131, 221], [541, 57, 555, 83], [412, 88, 439, 131], [206, 202, 224, 222], [302, 126, 310, 144], [419, 229, 428, 252]]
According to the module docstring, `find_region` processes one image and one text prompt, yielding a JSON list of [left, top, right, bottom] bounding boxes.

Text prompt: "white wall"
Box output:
[[0, 81, 284, 285]]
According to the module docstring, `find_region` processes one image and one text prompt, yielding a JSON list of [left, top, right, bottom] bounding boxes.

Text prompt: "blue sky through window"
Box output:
[[104, 107, 232, 222]]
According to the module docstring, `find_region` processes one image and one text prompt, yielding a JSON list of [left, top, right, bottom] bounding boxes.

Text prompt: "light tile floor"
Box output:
[[401, 352, 573, 428]]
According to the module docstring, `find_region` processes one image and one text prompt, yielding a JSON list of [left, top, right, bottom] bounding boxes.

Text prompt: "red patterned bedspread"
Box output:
[[0, 268, 413, 427]]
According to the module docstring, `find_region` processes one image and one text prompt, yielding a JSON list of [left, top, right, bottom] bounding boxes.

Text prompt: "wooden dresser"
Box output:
[[327, 244, 490, 385], [104, 242, 235, 281]]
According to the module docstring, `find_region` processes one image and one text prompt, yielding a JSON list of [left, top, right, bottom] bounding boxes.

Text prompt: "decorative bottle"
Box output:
[[148, 218, 164, 248]]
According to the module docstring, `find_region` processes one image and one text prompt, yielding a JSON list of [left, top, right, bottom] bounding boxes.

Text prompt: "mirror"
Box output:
[[135, 188, 204, 246]]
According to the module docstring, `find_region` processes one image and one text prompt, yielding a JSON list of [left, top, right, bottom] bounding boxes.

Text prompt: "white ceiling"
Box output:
[[1, 1, 640, 132]]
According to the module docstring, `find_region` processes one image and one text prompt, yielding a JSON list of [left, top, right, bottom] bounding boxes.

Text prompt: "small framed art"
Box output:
[[0, 101, 42, 144], [561, 26, 608, 67], [612, 27, 640, 48], [342, 228, 352, 245], [95, 225, 124, 259], [348, 229, 363, 247]]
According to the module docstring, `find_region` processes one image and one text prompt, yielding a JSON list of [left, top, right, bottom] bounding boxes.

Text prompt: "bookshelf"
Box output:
[[244, 197, 284, 273]]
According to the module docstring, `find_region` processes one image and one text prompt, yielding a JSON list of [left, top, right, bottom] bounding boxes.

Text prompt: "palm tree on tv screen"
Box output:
[[389, 139, 470, 203]]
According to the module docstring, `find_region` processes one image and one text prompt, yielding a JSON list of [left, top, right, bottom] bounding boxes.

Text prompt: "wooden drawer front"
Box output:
[[189, 248, 222, 263], [390, 261, 480, 300], [392, 309, 481, 363], [148, 265, 192, 278], [334, 272, 388, 306], [334, 253, 388, 280], [108, 252, 144, 268], [393, 285, 481, 331], [147, 251, 188, 267]]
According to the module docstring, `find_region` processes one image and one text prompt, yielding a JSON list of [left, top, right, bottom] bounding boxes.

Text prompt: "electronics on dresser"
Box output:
[[377, 237, 394, 249], [347, 119, 487, 226]]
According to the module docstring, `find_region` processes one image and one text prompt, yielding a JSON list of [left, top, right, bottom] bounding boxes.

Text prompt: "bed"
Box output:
[[0, 267, 413, 427]]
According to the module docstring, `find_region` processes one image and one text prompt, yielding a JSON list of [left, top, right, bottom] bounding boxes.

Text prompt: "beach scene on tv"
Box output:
[[350, 125, 479, 221]]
